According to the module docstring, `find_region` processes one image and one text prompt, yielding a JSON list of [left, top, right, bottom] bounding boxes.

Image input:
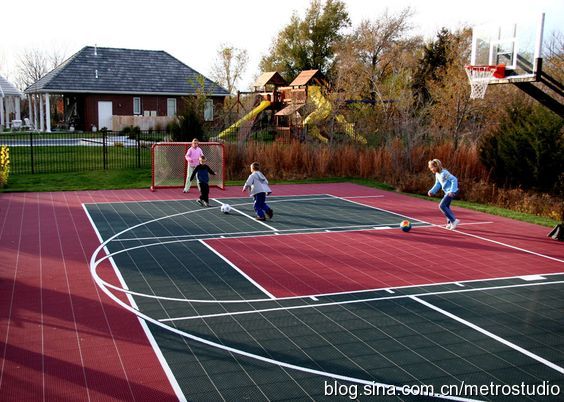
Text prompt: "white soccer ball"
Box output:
[[220, 204, 232, 214]]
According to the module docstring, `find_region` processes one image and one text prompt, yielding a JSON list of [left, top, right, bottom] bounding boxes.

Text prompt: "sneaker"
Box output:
[[197, 199, 204, 207], [255, 216, 266, 221], [203, 201, 209, 207], [445, 223, 452, 230], [266, 208, 274, 219], [450, 219, 460, 230]]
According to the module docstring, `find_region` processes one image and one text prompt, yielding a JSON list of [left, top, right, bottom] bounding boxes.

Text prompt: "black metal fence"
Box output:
[[0, 130, 168, 174], [0, 124, 363, 175]]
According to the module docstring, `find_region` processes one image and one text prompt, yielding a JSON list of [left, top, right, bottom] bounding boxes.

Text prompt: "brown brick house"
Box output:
[[24, 46, 229, 132]]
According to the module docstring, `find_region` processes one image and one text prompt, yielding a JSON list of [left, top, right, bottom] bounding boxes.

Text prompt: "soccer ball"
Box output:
[[220, 204, 232, 214], [400, 220, 411, 232]]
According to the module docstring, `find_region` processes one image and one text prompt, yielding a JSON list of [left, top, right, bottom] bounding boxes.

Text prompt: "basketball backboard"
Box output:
[[470, 13, 545, 83]]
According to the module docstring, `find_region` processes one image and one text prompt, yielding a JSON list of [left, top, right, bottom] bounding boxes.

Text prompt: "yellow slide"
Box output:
[[303, 86, 366, 144], [218, 100, 271, 139]]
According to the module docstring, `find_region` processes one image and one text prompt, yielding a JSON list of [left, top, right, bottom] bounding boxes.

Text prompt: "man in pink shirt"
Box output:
[[184, 138, 204, 193]]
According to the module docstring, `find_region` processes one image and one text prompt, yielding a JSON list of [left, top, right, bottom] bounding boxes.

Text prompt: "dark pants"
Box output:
[[198, 182, 209, 203], [253, 192, 271, 218]]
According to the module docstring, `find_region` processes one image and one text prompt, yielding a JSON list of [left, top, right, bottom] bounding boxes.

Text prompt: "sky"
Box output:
[[1, 0, 562, 90]]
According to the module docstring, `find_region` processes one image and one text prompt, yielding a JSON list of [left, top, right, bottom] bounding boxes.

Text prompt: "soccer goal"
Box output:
[[151, 142, 225, 191]]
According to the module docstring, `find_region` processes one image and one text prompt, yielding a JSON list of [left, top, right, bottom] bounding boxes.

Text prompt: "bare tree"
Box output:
[[544, 31, 564, 83], [210, 44, 248, 94], [15, 48, 67, 90], [334, 8, 413, 102]]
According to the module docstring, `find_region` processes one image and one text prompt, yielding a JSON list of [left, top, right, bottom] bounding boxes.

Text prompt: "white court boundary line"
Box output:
[[82, 205, 187, 402], [84, 193, 563, 401], [199, 240, 275, 299], [82, 193, 385, 206], [159, 279, 564, 323], [116, 221, 423, 242], [411, 296, 564, 375]]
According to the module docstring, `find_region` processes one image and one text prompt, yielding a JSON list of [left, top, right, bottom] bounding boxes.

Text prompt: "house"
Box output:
[[24, 46, 229, 132], [0, 75, 24, 131]]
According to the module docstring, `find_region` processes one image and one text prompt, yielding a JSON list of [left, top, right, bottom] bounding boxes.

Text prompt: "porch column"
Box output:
[[15, 96, 21, 120], [45, 93, 51, 132], [39, 94, 45, 132], [0, 97, 4, 130], [28, 95, 33, 127], [33, 94, 38, 130]]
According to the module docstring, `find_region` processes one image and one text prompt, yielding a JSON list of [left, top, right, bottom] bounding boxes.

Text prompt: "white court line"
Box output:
[[329, 193, 424, 223], [411, 296, 564, 375], [83, 193, 386, 207], [116, 222, 407, 242], [330, 194, 563, 264], [158, 279, 564, 323], [199, 240, 276, 299], [232, 206, 278, 231], [211, 197, 278, 231], [95, 223, 564, 304], [520, 275, 546, 281], [82, 204, 187, 402], [446, 229, 564, 264], [88, 242, 480, 402]]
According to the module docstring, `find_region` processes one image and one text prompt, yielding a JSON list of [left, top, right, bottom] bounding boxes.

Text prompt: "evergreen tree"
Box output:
[[411, 28, 451, 108], [479, 103, 564, 194]]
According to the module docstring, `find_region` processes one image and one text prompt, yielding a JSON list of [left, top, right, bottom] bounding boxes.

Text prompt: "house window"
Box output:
[[167, 98, 177, 117], [204, 99, 214, 121], [133, 97, 141, 115]]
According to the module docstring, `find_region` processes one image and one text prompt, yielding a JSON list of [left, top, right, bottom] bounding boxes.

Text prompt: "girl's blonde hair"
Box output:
[[428, 159, 443, 172]]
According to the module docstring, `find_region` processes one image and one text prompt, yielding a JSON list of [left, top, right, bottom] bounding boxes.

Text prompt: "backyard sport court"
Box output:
[[1, 182, 563, 401]]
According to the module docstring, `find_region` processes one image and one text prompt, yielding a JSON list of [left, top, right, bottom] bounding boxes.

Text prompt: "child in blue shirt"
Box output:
[[189, 156, 216, 207], [427, 159, 460, 230], [242, 162, 273, 221]]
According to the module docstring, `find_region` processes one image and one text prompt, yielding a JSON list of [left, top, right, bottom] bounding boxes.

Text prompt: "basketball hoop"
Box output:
[[464, 64, 505, 99]]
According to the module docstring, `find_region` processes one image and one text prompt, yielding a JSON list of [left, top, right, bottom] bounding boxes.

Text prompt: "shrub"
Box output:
[[479, 103, 564, 194], [0, 146, 10, 187], [168, 100, 204, 142], [128, 126, 141, 140]]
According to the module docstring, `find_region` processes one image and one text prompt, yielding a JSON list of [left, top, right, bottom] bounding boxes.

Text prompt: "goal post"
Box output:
[[151, 142, 225, 191]]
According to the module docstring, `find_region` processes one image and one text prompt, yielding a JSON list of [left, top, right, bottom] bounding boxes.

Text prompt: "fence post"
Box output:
[[103, 130, 107, 170], [30, 132, 35, 174], [136, 131, 141, 168]]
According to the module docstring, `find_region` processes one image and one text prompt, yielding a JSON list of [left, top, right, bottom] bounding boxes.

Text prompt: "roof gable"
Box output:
[[25, 46, 229, 96], [253, 72, 288, 89], [0, 75, 23, 97], [289, 69, 326, 87]]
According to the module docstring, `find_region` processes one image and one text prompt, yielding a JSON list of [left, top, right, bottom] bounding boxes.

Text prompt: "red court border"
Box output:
[[0, 183, 562, 400]]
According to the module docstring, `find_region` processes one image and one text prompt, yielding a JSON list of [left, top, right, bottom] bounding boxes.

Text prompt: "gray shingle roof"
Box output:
[[24, 46, 229, 96], [0, 75, 23, 97]]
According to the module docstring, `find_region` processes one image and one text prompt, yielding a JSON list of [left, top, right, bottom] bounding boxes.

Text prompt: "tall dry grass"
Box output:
[[225, 141, 563, 220]]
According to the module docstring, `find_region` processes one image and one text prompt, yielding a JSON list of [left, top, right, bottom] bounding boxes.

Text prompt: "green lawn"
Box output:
[[8, 145, 152, 174], [0, 172, 557, 227]]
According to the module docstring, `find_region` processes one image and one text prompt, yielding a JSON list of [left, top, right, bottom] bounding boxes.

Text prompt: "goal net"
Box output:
[[151, 142, 225, 191]]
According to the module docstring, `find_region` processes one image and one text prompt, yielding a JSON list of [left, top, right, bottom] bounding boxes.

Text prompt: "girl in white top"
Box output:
[[427, 159, 460, 230]]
